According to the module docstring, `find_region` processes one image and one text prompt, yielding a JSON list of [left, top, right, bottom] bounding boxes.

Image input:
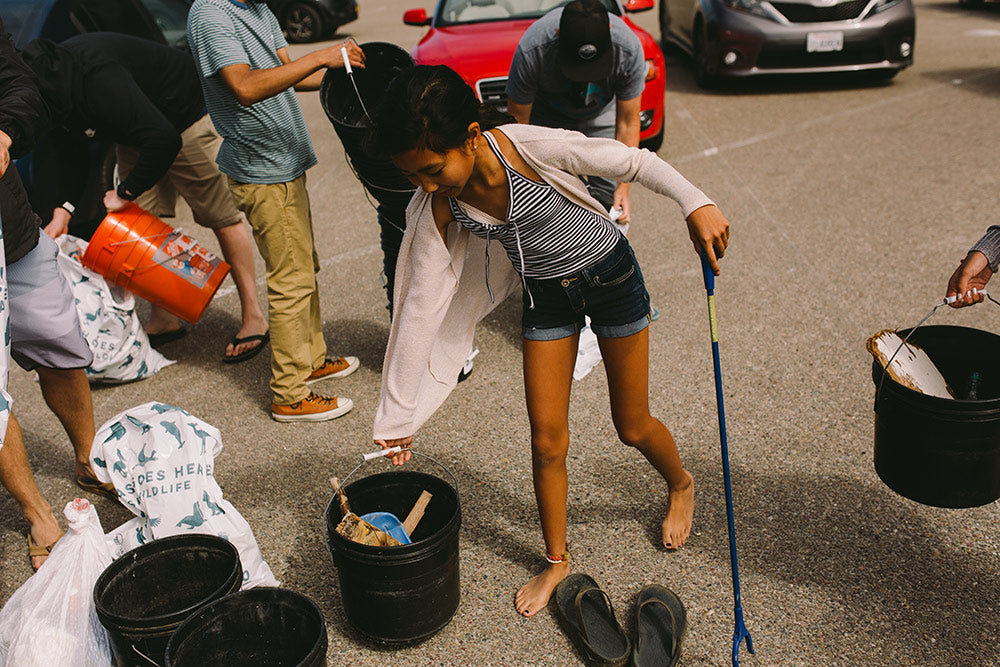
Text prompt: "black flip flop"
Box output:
[[147, 326, 187, 348], [555, 573, 631, 667], [631, 584, 687, 667], [222, 331, 269, 364]]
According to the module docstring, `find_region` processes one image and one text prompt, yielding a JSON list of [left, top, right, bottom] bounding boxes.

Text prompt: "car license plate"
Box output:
[[807, 31, 844, 53]]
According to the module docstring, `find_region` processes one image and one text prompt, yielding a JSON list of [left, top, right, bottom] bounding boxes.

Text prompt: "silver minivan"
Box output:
[[659, 0, 915, 86]]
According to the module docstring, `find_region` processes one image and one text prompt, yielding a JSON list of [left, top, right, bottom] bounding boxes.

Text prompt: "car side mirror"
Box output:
[[622, 0, 654, 12], [403, 8, 431, 25]]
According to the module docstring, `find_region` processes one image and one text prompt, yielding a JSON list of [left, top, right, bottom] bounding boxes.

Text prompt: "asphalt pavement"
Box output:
[[2, 0, 1000, 664]]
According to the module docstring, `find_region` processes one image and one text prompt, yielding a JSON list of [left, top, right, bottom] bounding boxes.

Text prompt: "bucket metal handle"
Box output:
[[334, 448, 459, 500], [109, 229, 180, 247], [875, 291, 1000, 399]]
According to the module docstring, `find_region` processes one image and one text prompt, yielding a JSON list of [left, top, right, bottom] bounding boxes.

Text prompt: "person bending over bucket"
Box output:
[[369, 65, 731, 617]]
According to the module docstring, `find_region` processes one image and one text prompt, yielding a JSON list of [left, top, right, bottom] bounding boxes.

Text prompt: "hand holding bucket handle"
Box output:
[[699, 251, 754, 667]]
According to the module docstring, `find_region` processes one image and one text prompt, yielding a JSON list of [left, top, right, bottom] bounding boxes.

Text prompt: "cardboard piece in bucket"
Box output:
[[867, 330, 953, 398], [330, 477, 432, 547]]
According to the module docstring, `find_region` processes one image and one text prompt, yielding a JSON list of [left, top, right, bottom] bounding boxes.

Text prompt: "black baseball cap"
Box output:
[[558, 0, 613, 82]]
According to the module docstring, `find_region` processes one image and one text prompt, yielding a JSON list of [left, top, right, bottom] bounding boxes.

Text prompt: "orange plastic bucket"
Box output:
[[82, 204, 231, 324]]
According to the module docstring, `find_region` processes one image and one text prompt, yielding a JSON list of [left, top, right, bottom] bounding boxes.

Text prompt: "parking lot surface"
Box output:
[[2, 0, 1000, 664]]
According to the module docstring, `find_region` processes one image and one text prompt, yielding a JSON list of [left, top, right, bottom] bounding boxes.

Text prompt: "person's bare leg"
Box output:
[[598, 328, 694, 550], [213, 221, 269, 358], [0, 415, 63, 569], [145, 304, 183, 336], [35, 367, 97, 484], [515, 333, 578, 617]]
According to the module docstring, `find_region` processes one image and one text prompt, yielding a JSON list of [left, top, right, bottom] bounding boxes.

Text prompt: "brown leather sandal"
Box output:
[[27, 533, 62, 570]]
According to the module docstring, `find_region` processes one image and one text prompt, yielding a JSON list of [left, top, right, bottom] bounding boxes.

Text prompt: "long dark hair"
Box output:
[[373, 64, 514, 157]]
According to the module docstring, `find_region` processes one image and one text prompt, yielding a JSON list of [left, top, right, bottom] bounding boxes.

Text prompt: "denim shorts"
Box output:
[[522, 235, 651, 341]]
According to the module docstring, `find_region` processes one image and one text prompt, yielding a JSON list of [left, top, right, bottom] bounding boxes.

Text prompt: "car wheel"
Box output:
[[658, 0, 672, 50], [693, 23, 719, 89], [283, 2, 324, 43]]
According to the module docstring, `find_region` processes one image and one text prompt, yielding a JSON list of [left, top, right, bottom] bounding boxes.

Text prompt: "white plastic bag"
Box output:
[[0, 499, 113, 667], [93, 401, 279, 588], [56, 235, 174, 384]]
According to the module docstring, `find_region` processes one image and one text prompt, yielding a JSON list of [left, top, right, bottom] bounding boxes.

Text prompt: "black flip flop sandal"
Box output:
[[555, 573, 631, 667], [631, 584, 687, 667], [222, 331, 270, 364]]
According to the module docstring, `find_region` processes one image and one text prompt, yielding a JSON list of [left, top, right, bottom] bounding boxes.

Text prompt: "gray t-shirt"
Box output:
[[187, 0, 317, 184], [505, 8, 645, 136]]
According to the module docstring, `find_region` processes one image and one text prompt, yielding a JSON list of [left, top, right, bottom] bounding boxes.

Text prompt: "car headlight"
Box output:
[[723, 0, 783, 21], [645, 59, 657, 82]]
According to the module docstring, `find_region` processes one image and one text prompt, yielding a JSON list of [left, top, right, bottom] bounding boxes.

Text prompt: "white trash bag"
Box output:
[[56, 235, 174, 384], [0, 498, 113, 667], [92, 401, 279, 588]]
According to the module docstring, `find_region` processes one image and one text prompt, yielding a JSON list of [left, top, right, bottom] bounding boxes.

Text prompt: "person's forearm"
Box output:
[[295, 69, 325, 91], [614, 116, 640, 149], [222, 53, 325, 106]]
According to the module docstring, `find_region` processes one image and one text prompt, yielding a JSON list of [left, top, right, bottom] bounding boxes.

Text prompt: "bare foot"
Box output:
[[144, 307, 183, 336], [662, 470, 694, 550], [28, 515, 63, 570], [515, 560, 570, 617], [225, 317, 269, 359]]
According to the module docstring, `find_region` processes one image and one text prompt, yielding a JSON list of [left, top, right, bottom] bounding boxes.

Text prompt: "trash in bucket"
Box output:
[[326, 467, 460, 643], [360, 511, 412, 545], [81, 204, 230, 324], [871, 325, 1000, 508], [165, 587, 327, 667], [93, 533, 242, 666]]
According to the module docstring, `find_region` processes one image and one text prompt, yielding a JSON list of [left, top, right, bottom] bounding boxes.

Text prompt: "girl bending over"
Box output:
[[371, 65, 730, 617]]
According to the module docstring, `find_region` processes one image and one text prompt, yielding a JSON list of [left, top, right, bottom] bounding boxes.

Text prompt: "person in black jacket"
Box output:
[[23, 33, 269, 362], [0, 15, 74, 571]]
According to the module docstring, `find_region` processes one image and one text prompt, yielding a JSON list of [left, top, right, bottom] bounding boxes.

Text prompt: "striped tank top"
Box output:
[[448, 132, 620, 282]]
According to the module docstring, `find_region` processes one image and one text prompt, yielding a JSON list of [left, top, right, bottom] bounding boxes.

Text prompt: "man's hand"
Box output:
[[0, 130, 11, 177], [317, 39, 365, 70], [103, 189, 130, 212], [946, 250, 992, 308], [44, 207, 71, 239]]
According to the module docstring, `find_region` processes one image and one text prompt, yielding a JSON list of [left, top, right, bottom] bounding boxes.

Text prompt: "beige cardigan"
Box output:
[[372, 123, 714, 440]]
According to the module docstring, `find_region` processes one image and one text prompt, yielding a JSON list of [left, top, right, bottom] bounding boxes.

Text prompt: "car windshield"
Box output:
[[436, 0, 620, 26]]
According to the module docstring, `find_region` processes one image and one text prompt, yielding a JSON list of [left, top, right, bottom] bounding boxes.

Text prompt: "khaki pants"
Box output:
[[227, 174, 326, 405], [117, 115, 242, 230]]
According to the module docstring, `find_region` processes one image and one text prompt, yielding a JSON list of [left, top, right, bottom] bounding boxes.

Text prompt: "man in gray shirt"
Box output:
[[506, 0, 645, 222]]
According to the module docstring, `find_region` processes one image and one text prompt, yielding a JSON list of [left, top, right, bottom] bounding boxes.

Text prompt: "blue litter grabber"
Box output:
[[700, 252, 754, 667]]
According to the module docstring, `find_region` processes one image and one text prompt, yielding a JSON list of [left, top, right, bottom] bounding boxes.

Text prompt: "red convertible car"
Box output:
[[403, 0, 667, 151]]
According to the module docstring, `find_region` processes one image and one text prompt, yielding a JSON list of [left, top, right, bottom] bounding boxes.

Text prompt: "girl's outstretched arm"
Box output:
[[686, 204, 730, 275]]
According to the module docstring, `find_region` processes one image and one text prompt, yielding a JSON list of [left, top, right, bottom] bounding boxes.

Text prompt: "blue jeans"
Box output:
[[522, 235, 651, 341]]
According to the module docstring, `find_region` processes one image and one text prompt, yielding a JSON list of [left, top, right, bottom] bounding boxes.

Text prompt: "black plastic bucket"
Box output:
[[325, 466, 461, 643], [872, 324, 1000, 508], [94, 534, 242, 666], [164, 587, 327, 666], [319, 42, 415, 210]]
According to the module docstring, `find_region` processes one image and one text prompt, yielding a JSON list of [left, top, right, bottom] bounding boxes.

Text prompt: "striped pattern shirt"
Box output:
[[187, 0, 317, 184], [449, 132, 620, 280]]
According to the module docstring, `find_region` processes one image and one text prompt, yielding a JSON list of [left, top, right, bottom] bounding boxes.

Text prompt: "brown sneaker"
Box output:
[[306, 356, 360, 385], [271, 392, 353, 422]]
